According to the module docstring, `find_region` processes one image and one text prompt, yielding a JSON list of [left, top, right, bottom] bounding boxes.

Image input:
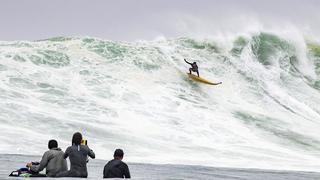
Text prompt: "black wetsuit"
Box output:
[[184, 59, 199, 77], [103, 159, 131, 178], [57, 145, 95, 178]]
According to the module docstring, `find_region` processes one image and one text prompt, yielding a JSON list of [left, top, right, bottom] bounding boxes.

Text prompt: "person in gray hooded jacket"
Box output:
[[27, 139, 67, 177]]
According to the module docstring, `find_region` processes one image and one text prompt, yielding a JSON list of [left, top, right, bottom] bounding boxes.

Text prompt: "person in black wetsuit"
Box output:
[[103, 149, 131, 179], [56, 132, 95, 178], [184, 59, 199, 77]]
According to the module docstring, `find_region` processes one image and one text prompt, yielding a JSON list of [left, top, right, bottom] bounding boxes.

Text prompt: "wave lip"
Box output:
[[0, 33, 320, 172]]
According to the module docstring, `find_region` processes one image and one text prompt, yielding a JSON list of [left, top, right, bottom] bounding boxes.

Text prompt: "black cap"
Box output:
[[114, 149, 124, 157], [48, 139, 58, 149]]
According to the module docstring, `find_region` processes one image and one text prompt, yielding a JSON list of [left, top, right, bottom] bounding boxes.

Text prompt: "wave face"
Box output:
[[1, 33, 320, 171]]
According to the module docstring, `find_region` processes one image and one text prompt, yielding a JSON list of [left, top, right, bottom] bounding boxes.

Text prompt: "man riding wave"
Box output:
[[184, 59, 199, 77]]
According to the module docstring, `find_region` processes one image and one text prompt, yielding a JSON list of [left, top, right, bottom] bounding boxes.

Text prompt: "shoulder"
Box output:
[[65, 146, 73, 152], [56, 148, 65, 155], [42, 150, 51, 157], [40, 150, 54, 160], [80, 145, 90, 151], [104, 160, 113, 167], [121, 161, 129, 167], [44, 150, 51, 154]]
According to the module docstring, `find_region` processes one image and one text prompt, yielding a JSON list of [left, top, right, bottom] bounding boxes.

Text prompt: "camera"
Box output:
[[81, 139, 87, 145]]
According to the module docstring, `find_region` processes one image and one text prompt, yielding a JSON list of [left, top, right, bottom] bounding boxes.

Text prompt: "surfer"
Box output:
[[26, 139, 67, 177], [184, 59, 199, 77], [103, 149, 131, 178], [56, 132, 95, 178]]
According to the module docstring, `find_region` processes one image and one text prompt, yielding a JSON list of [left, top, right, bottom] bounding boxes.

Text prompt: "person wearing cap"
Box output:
[[26, 139, 67, 177], [103, 149, 131, 178]]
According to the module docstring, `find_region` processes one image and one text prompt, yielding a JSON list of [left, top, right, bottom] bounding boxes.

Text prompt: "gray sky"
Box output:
[[0, 0, 319, 41]]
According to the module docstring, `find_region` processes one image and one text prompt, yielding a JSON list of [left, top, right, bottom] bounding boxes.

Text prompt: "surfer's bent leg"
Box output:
[[196, 71, 199, 77], [189, 68, 192, 74]]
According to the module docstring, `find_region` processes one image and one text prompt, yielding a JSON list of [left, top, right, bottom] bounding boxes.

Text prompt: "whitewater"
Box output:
[[1, 32, 320, 173]]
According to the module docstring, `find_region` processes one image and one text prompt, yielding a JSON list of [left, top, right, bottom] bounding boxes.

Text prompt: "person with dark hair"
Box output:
[[103, 149, 131, 179], [184, 59, 200, 77], [57, 132, 95, 178], [26, 139, 67, 177]]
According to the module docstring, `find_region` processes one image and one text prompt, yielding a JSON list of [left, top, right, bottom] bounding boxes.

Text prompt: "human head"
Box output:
[[193, 62, 196, 64], [48, 139, 58, 149], [72, 132, 82, 145], [113, 149, 124, 160]]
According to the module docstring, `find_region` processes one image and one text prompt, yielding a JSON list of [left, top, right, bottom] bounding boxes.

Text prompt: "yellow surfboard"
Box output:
[[187, 73, 222, 85]]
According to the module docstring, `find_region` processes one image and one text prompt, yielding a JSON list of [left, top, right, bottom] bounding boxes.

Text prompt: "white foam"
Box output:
[[0, 34, 320, 172]]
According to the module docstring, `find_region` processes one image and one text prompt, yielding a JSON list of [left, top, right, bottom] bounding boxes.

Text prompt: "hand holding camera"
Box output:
[[81, 139, 88, 146]]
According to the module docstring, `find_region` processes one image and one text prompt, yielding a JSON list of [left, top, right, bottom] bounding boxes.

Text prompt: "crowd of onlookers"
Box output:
[[26, 132, 130, 178]]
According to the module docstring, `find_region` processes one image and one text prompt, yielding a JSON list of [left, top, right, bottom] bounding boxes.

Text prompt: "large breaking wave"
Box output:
[[1, 32, 320, 171]]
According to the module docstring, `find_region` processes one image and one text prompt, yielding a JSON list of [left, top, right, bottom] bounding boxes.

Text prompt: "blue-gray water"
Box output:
[[1, 34, 320, 172], [1, 154, 320, 180]]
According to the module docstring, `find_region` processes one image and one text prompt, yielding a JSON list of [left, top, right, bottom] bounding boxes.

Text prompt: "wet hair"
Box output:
[[193, 62, 196, 64], [72, 132, 82, 145], [114, 149, 124, 158], [48, 139, 58, 149]]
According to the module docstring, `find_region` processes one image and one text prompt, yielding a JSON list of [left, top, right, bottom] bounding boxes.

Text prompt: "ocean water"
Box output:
[[2, 154, 320, 180], [0, 32, 320, 175]]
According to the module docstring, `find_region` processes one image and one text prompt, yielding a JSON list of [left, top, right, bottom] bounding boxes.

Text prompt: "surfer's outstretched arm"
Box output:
[[184, 59, 192, 65]]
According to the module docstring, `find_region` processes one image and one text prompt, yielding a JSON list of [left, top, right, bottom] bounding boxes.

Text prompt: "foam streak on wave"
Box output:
[[0, 33, 320, 171]]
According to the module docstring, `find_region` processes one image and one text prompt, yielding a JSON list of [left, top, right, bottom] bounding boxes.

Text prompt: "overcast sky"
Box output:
[[0, 0, 319, 41]]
